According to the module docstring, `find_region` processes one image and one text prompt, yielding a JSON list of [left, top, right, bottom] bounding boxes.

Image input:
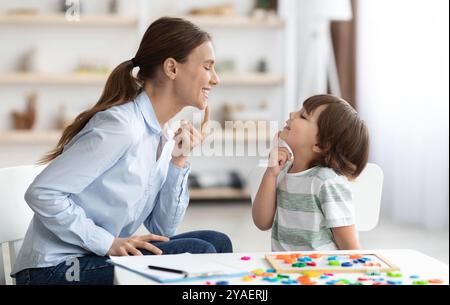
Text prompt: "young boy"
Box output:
[[252, 95, 369, 251]]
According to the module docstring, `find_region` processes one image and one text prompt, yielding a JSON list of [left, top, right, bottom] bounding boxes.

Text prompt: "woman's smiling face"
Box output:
[[174, 41, 220, 110]]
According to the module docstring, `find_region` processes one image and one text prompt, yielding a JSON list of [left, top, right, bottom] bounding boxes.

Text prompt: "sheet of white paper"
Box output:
[[109, 253, 243, 282]]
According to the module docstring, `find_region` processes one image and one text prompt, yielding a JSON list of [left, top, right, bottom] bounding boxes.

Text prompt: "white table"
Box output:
[[114, 249, 449, 285]]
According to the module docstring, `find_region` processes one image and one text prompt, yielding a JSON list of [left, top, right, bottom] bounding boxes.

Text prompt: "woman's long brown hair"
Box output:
[[39, 17, 211, 164]]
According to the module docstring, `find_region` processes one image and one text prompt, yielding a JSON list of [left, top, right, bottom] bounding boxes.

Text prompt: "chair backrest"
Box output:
[[247, 163, 383, 232], [0, 165, 45, 285], [347, 163, 383, 231]]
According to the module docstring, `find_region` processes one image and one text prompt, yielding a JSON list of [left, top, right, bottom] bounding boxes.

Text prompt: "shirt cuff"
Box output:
[[86, 225, 115, 256], [167, 161, 191, 192], [326, 217, 355, 228]]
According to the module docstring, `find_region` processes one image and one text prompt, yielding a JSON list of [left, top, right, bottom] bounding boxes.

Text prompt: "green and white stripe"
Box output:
[[271, 162, 355, 251]]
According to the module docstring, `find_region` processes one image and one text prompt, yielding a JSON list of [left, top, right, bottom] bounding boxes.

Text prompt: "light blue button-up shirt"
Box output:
[[12, 91, 191, 276]]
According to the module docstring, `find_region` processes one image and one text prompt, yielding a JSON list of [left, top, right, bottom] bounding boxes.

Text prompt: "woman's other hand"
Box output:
[[107, 234, 169, 256]]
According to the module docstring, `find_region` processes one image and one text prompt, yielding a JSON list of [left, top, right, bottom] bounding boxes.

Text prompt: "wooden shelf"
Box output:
[[219, 73, 284, 86], [0, 130, 61, 145], [0, 13, 281, 28], [189, 187, 250, 201], [0, 72, 283, 86], [183, 15, 284, 28], [0, 72, 108, 86], [0, 14, 138, 27], [208, 129, 271, 142], [0, 129, 271, 145]]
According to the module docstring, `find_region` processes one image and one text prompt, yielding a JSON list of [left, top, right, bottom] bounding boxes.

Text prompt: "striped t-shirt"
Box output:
[[271, 161, 355, 251]]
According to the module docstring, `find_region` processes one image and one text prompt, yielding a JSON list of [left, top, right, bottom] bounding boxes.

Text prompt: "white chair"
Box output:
[[0, 165, 45, 285], [247, 163, 383, 231]]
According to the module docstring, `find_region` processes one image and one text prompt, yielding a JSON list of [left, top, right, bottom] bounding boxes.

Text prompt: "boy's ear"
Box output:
[[163, 58, 177, 80], [312, 144, 322, 154]]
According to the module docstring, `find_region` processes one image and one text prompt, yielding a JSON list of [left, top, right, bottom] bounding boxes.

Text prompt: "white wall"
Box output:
[[357, 0, 449, 229]]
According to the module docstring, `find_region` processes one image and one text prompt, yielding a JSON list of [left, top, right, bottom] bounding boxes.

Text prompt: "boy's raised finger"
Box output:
[[279, 147, 292, 160]]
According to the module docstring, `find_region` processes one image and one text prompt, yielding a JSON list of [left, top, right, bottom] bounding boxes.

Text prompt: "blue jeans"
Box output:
[[15, 230, 232, 285]]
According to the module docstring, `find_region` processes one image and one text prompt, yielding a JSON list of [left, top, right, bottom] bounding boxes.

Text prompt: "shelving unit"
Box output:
[[0, 0, 286, 200]]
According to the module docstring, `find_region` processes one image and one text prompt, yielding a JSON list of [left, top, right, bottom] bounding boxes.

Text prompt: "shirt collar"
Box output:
[[135, 90, 162, 134], [135, 90, 174, 141]]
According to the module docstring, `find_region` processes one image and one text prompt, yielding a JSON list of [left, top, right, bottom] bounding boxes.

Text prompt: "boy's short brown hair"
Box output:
[[303, 94, 370, 179]]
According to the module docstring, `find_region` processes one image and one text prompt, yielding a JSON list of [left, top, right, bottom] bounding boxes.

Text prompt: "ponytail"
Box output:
[[39, 60, 141, 164]]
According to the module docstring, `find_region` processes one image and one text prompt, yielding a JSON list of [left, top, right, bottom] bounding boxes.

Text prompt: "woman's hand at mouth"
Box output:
[[171, 106, 209, 167]]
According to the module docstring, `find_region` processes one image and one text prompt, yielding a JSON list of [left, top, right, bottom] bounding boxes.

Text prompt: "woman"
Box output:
[[12, 17, 232, 285]]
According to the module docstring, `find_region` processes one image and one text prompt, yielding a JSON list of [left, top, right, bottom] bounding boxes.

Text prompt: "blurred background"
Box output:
[[0, 0, 448, 265]]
